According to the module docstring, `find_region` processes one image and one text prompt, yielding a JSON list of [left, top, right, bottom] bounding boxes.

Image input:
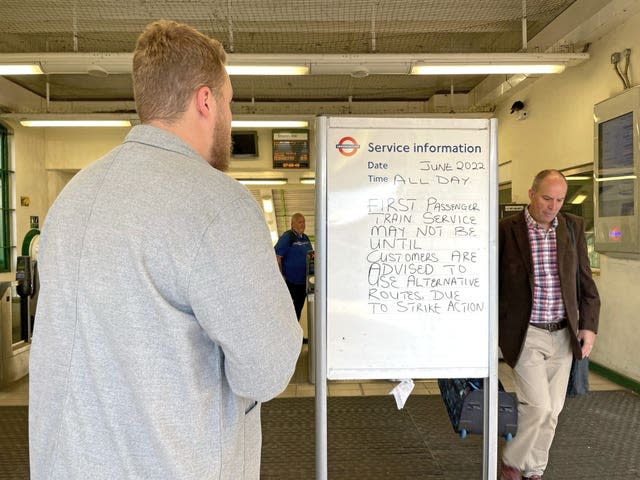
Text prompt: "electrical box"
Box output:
[[593, 86, 640, 255]]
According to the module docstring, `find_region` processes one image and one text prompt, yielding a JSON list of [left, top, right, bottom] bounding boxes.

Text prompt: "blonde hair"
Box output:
[[133, 20, 227, 124]]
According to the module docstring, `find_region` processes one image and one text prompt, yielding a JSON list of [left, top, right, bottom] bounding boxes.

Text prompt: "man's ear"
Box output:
[[195, 86, 213, 118]]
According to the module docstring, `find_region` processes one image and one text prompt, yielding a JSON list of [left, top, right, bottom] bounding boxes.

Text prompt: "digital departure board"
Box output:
[[272, 130, 309, 169]]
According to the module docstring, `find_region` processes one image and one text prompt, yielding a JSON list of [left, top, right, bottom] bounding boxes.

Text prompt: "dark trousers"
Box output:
[[286, 281, 307, 321]]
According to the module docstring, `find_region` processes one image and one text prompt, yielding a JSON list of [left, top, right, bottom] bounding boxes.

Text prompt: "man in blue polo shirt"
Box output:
[[275, 213, 313, 321]]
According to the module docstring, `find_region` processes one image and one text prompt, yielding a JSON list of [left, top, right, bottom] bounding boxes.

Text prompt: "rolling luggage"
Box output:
[[437, 378, 518, 440]]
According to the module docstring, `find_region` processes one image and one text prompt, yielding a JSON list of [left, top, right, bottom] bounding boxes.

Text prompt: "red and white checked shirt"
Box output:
[[525, 208, 567, 324]]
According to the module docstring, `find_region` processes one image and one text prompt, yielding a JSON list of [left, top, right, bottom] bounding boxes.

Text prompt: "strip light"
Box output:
[[570, 194, 588, 205], [226, 65, 308, 75], [0, 64, 43, 75], [17, 119, 306, 128], [232, 120, 308, 128], [20, 120, 131, 127], [595, 175, 637, 182], [300, 178, 316, 185], [0, 52, 588, 76], [237, 179, 288, 185], [411, 63, 566, 75]]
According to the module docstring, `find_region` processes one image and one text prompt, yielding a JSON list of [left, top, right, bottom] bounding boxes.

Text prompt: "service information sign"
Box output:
[[324, 117, 494, 380]]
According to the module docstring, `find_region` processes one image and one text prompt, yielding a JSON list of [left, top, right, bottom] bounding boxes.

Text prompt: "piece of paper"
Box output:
[[389, 379, 415, 409]]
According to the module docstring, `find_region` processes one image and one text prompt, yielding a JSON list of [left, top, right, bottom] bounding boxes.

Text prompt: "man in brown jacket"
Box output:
[[498, 170, 600, 480]]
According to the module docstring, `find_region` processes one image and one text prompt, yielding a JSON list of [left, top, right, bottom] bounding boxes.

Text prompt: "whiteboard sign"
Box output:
[[323, 117, 495, 380]]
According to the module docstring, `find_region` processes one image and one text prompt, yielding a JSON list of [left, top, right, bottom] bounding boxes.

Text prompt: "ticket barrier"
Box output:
[[16, 256, 34, 341], [306, 251, 315, 384], [0, 281, 28, 386]]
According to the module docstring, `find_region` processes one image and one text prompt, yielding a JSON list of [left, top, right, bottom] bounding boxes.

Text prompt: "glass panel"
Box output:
[[562, 171, 599, 269], [498, 184, 512, 204]]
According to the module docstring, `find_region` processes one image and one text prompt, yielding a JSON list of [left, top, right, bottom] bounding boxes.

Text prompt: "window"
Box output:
[[0, 123, 13, 273], [499, 182, 512, 205], [561, 166, 598, 269]]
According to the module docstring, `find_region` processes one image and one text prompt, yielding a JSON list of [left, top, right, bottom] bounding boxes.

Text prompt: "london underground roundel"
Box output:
[[336, 136, 360, 157]]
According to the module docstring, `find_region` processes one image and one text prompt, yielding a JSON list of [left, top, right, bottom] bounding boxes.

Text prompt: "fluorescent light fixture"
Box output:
[[0, 52, 588, 77], [20, 119, 132, 127], [300, 178, 316, 185], [570, 194, 588, 205], [0, 63, 43, 75], [238, 178, 288, 186], [565, 176, 591, 181], [226, 65, 308, 75], [595, 175, 637, 182], [232, 120, 308, 128], [262, 198, 274, 213], [411, 63, 565, 75]]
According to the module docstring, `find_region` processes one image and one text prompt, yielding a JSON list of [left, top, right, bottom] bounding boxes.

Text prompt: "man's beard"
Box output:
[[209, 129, 231, 172]]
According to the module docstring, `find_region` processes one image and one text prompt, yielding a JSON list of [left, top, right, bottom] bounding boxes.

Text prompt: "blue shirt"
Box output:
[[275, 230, 313, 285]]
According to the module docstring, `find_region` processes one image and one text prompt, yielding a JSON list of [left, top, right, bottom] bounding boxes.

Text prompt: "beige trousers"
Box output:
[[502, 325, 573, 477]]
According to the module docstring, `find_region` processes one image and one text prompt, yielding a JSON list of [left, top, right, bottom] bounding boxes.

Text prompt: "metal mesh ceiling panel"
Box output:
[[0, 1, 578, 105], [1, 1, 576, 54]]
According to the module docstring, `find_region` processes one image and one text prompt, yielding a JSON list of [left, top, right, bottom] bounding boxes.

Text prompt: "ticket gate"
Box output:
[[306, 251, 315, 384], [0, 230, 39, 386]]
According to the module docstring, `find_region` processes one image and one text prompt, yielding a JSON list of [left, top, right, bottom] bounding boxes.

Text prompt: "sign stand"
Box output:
[[315, 116, 498, 479]]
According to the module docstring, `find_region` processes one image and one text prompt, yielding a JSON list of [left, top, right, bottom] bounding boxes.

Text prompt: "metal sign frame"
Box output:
[[314, 116, 499, 480]]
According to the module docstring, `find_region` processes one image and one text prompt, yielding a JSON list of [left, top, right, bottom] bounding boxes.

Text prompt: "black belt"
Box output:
[[531, 319, 567, 332]]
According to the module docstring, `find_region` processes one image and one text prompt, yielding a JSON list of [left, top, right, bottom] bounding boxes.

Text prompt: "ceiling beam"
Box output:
[[0, 76, 46, 113]]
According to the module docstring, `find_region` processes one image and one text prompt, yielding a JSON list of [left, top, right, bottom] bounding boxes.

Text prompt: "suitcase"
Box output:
[[437, 378, 518, 440]]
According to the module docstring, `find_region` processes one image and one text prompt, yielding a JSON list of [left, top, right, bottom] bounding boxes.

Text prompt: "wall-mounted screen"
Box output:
[[272, 130, 309, 169], [593, 86, 640, 255], [598, 111, 633, 173], [231, 131, 259, 158]]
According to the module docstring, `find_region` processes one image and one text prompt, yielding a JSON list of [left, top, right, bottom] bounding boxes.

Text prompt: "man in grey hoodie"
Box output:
[[29, 19, 302, 480]]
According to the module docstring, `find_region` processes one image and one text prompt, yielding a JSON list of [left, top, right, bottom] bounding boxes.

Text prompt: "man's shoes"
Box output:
[[522, 476, 543, 480], [498, 460, 521, 480]]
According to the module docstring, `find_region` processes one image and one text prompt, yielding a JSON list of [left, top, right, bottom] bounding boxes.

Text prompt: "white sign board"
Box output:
[[323, 117, 495, 380]]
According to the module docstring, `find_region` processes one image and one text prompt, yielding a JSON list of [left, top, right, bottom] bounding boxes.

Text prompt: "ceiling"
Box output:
[[0, 0, 619, 116], [0, 0, 633, 238]]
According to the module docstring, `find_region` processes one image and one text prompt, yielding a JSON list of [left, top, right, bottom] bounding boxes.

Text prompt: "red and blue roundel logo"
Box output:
[[609, 227, 622, 241], [336, 136, 360, 157]]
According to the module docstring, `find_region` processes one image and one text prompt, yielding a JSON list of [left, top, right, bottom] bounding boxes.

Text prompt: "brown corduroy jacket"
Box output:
[[498, 210, 600, 368]]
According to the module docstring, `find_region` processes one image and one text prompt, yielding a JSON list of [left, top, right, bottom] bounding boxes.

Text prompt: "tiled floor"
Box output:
[[0, 344, 625, 406]]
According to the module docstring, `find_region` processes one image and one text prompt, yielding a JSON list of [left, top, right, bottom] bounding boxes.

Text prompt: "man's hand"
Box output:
[[577, 329, 596, 358]]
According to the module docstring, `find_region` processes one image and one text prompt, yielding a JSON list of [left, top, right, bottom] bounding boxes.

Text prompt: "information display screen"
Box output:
[[593, 86, 640, 254], [231, 131, 259, 157], [598, 179, 634, 217], [272, 130, 309, 169], [598, 111, 633, 173], [598, 112, 635, 217]]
